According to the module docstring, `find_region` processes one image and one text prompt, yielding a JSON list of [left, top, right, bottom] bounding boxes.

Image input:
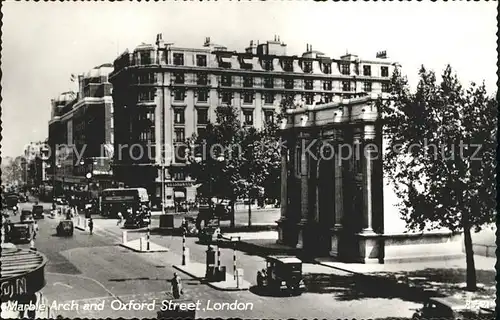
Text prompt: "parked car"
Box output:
[[5, 222, 33, 243], [412, 296, 495, 320]]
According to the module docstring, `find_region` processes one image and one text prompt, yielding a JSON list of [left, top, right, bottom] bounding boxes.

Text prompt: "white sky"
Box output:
[[1, 1, 497, 157]]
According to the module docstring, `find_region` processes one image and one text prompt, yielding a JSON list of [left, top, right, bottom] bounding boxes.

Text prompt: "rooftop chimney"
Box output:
[[376, 50, 387, 59]]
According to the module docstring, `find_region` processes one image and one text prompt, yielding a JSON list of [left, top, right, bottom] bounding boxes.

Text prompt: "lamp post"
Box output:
[[85, 172, 92, 203]]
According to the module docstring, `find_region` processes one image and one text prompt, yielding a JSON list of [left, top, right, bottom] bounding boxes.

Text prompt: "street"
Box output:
[[13, 200, 421, 319]]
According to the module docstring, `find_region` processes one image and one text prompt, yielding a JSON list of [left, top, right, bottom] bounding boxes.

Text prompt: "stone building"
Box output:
[[278, 94, 462, 263], [47, 64, 114, 198], [109, 33, 396, 207]]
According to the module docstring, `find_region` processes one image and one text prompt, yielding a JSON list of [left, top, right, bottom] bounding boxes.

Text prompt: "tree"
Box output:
[[188, 105, 245, 228], [380, 65, 497, 291]]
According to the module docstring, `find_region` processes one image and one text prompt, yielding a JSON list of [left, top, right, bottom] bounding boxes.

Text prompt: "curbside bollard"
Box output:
[[236, 268, 244, 288], [122, 231, 128, 244], [183, 248, 190, 265], [140, 237, 145, 251], [83, 218, 87, 229]]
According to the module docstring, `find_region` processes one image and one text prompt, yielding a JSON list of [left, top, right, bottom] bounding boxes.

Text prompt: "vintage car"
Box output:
[[32, 205, 45, 219], [157, 298, 196, 319], [412, 296, 495, 320], [197, 218, 221, 244], [56, 220, 74, 236], [256, 255, 306, 296], [5, 222, 33, 244], [181, 217, 199, 236], [20, 210, 35, 222]]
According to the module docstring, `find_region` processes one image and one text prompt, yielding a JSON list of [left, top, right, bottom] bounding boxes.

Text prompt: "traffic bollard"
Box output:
[[122, 231, 128, 244], [236, 268, 244, 288], [216, 246, 221, 267], [183, 248, 190, 265], [83, 218, 87, 230]]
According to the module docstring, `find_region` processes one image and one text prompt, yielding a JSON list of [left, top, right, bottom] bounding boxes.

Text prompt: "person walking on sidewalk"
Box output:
[[170, 273, 183, 299], [88, 218, 94, 235], [117, 211, 123, 226]]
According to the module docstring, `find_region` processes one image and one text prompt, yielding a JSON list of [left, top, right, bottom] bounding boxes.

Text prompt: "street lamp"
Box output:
[[85, 172, 92, 203]]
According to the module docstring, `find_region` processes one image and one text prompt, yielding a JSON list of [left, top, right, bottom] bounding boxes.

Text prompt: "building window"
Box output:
[[173, 72, 184, 84], [221, 92, 232, 104], [323, 80, 332, 91], [197, 73, 208, 85], [264, 111, 274, 124], [174, 128, 185, 142], [174, 145, 186, 164], [284, 78, 294, 89], [173, 89, 185, 101], [322, 63, 332, 74], [174, 108, 185, 124], [173, 53, 184, 66], [197, 127, 207, 138], [303, 61, 313, 73], [137, 73, 156, 84], [340, 63, 350, 75], [146, 109, 155, 122], [221, 75, 232, 87], [243, 110, 253, 126], [243, 76, 253, 88], [140, 51, 152, 65], [263, 59, 273, 71], [364, 82, 372, 92], [304, 80, 313, 90], [363, 65, 372, 76], [282, 59, 293, 72], [197, 109, 208, 124], [305, 94, 314, 105], [138, 89, 155, 102], [381, 66, 389, 77], [197, 90, 208, 102], [243, 92, 253, 104], [382, 82, 390, 93], [264, 77, 274, 88], [196, 55, 207, 67], [264, 93, 274, 104], [323, 94, 333, 103], [342, 81, 351, 92]]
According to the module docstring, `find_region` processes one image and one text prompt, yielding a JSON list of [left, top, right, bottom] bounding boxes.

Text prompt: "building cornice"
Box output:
[[110, 64, 392, 82]]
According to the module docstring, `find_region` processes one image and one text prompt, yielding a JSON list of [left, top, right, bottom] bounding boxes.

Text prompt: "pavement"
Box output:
[[173, 263, 251, 291]]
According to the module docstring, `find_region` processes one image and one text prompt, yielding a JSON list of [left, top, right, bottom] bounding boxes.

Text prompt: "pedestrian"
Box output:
[[33, 221, 39, 240], [117, 211, 123, 226], [170, 272, 183, 299], [88, 218, 94, 235]]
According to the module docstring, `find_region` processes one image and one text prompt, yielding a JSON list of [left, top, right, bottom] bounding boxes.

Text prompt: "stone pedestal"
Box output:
[[355, 231, 384, 264], [276, 218, 286, 244], [329, 227, 342, 258]]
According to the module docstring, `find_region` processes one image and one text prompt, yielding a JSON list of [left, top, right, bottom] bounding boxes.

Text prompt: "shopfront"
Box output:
[[1, 244, 49, 319]]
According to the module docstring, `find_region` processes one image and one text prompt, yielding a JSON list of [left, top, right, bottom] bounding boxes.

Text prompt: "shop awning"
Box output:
[[174, 191, 185, 198]]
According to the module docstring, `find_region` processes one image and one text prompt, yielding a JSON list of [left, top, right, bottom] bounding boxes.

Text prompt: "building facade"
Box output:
[[109, 33, 397, 207], [279, 94, 462, 263], [24, 140, 49, 189], [47, 64, 115, 199]]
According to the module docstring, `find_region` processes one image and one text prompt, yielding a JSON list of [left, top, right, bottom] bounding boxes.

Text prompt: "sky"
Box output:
[[1, 1, 497, 158]]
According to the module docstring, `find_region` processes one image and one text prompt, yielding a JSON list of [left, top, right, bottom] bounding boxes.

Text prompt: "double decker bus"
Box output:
[[100, 188, 149, 221]]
